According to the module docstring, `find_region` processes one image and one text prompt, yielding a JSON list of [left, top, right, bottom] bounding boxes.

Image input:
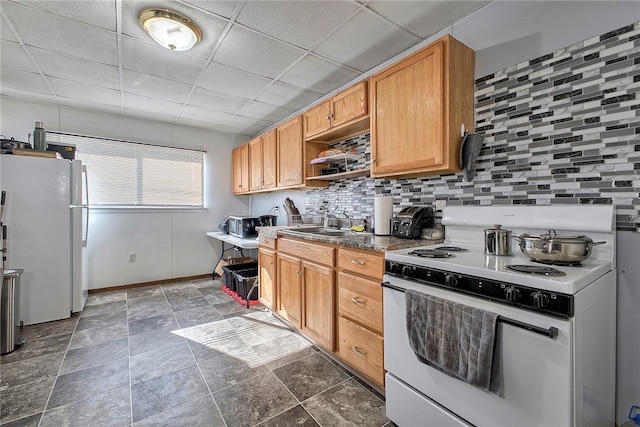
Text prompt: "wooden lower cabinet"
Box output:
[[276, 252, 302, 329], [258, 247, 276, 310], [268, 238, 385, 387], [301, 260, 334, 351], [338, 316, 385, 387]]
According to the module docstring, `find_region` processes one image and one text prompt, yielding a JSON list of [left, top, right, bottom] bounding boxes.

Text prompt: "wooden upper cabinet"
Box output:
[[276, 115, 304, 188], [370, 35, 474, 178], [303, 81, 369, 142], [304, 101, 332, 139], [248, 137, 263, 192], [262, 129, 277, 189], [232, 144, 249, 194], [248, 129, 277, 192]]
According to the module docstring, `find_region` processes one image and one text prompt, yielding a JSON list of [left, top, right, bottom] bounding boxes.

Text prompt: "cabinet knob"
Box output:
[[297, 270, 303, 275], [351, 297, 366, 305]]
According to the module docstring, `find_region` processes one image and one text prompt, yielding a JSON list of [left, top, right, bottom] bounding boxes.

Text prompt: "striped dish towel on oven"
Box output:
[[405, 289, 502, 395]]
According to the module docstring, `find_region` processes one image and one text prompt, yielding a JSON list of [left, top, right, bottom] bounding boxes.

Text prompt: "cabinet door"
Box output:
[[232, 144, 249, 194], [277, 253, 302, 328], [258, 248, 276, 310], [277, 116, 304, 187], [304, 101, 331, 139], [370, 40, 445, 176], [261, 129, 277, 190], [248, 137, 263, 192], [301, 260, 335, 351], [331, 81, 367, 128]]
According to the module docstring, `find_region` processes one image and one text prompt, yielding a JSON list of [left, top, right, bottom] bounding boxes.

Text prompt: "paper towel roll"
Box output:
[[374, 196, 393, 235]]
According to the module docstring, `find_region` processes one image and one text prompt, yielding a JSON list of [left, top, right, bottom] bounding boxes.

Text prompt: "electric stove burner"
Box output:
[[505, 265, 566, 277], [435, 246, 469, 252], [408, 249, 455, 258]]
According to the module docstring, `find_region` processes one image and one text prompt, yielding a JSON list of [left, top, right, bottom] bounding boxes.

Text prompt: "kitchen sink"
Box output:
[[297, 228, 349, 236]]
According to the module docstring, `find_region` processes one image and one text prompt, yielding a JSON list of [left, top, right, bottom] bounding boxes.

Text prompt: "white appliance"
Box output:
[[1, 155, 89, 325], [383, 205, 616, 427]]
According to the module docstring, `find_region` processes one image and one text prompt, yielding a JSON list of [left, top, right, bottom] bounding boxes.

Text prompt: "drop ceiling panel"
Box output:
[[49, 77, 121, 107], [366, 1, 489, 39], [10, 0, 116, 31], [255, 82, 323, 111], [236, 1, 358, 49], [123, 92, 184, 117], [213, 25, 305, 79], [1, 40, 38, 72], [1, 15, 19, 42], [0, 68, 51, 94], [121, 37, 207, 85], [187, 87, 249, 114], [180, 104, 235, 123], [122, 70, 192, 103], [197, 62, 271, 99], [237, 101, 295, 122], [186, 0, 242, 20], [224, 114, 272, 132], [313, 10, 420, 72], [1, 2, 119, 65], [29, 48, 120, 90], [279, 54, 360, 93], [121, 0, 229, 60]]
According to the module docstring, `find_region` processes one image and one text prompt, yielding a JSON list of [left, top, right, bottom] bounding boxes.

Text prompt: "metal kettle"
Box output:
[[484, 224, 512, 255]]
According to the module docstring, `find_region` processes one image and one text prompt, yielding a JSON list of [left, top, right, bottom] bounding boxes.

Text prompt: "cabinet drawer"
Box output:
[[258, 234, 276, 250], [278, 238, 334, 266], [338, 317, 384, 387], [337, 247, 384, 278], [338, 272, 383, 334]]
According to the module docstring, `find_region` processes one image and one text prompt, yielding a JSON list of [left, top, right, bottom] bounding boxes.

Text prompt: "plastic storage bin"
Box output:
[[222, 261, 258, 291], [233, 267, 258, 300]]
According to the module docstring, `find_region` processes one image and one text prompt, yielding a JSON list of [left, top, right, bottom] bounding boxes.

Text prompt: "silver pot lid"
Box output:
[[518, 230, 594, 243]]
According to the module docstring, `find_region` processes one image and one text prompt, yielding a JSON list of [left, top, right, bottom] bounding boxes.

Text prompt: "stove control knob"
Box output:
[[504, 286, 521, 303], [532, 292, 549, 309], [402, 265, 414, 278], [445, 274, 459, 288], [388, 262, 401, 275]]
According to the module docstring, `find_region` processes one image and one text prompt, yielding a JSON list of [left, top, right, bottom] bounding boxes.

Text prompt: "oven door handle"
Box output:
[[381, 281, 559, 340]]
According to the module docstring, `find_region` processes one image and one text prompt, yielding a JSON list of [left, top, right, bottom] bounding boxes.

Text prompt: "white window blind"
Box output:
[[53, 133, 204, 208]]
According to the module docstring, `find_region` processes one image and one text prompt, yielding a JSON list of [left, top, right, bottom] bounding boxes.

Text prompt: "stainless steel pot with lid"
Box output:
[[514, 230, 606, 265], [484, 224, 512, 255]]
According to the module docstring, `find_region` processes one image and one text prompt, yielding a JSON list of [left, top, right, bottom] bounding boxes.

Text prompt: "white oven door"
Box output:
[[384, 276, 573, 427]]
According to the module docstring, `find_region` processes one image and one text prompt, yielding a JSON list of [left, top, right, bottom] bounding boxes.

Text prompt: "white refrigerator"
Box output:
[[1, 154, 88, 325]]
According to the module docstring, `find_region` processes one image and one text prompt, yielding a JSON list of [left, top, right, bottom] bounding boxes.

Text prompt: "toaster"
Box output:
[[392, 206, 434, 239]]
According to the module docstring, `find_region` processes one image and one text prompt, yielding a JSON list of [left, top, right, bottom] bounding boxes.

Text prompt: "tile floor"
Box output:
[[0, 278, 391, 427]]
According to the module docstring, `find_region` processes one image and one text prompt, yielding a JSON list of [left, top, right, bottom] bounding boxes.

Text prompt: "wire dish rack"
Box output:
[[286, 214, 322, 226]]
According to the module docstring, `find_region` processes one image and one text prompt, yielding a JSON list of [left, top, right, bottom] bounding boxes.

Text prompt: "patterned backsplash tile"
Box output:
[[306, 22, 640, 231]]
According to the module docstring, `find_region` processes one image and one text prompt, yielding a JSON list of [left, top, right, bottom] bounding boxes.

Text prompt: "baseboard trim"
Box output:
[[88, 273, 212, 294]]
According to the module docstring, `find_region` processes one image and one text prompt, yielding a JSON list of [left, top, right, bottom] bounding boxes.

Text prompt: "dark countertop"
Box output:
[[276, 229, 442, 252]]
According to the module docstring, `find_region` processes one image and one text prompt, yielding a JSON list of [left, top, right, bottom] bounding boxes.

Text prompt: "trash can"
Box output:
[[1, 269, 24, 355]]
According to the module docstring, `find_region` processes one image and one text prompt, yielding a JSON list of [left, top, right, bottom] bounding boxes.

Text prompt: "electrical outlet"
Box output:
[[435, 200, 447, 211], [128, 253, 136, 262]]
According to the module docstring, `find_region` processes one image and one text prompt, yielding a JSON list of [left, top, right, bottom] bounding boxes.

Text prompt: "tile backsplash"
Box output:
[[306, 22, 640, 231]]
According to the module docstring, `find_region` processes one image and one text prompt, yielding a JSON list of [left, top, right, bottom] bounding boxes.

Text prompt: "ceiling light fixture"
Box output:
[[138, 8, 202, 52]]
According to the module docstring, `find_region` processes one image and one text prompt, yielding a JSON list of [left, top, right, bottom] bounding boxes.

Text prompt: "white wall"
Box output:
[[0, 96, 249, 289]]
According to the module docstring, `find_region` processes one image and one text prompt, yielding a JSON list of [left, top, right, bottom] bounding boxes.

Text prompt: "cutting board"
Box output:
[[11, 149, 59, 158]]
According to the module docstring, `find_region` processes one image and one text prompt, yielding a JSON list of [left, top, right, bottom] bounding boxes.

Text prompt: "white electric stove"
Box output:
[[383, 205, 617, 427]]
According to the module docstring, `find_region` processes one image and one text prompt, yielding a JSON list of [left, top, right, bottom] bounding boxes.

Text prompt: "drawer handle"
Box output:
[[351, 346, 367, 355], [351, 297, 366, 305], [351, 259, 366, 266]]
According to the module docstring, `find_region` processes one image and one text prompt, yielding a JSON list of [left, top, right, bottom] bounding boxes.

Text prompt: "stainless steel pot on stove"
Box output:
[[484, 224, 512, 255], [514, 230, 605, 264]]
